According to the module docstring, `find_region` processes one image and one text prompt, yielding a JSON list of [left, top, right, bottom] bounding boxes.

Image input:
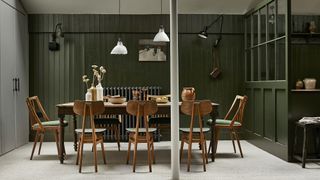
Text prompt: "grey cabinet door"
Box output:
[[0, 3, 17, 153], [14, 11, 28, 147], [0, 1, 2, 155]]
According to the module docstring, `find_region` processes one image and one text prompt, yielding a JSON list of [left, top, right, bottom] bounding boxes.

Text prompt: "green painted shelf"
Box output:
[[291, 89, 320, 92]]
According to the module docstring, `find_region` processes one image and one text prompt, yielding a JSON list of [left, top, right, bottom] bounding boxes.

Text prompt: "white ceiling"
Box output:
[[21, 0, 257, 14], [19, 0, 320, 15]]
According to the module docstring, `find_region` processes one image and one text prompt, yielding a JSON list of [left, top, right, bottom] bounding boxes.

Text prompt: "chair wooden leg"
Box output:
[[234, 131, 243, 158], [126, 141, 131, 164], [133, 141, 138, 172], [76, 139, 81, 165], [204, 139, 208, 164], [151, 141, 155, 164], [187, 141, 192, 172], [79, 135, 84, 173], [115, 125, 121, 151], [230, 130, 236, 153], [147, 140, 152, 172], [38, 133, 44, 155], [101, 142, 106, 165], [93, 141, 98, 172], [200, 141, 206, 172], [214, 128, 220, 155], [180, 140, 184, 162], [30, 131, 39, 160]]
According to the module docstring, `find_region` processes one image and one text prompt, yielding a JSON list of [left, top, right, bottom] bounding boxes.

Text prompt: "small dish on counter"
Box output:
[[149, 96, 169, 103], [107, 95, 126, 104]]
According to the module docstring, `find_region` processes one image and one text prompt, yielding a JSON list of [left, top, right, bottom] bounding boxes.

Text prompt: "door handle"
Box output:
[[17, 78, 20, 92], [13, 78, 18, 92], [13, 78, 15, 91]]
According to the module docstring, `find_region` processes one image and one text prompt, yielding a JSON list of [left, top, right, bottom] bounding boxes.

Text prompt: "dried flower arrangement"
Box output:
[[82, 65, 107, 88]]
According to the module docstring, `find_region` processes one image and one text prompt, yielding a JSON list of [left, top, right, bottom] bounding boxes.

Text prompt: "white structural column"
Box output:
[[170, 0, 180, 179]]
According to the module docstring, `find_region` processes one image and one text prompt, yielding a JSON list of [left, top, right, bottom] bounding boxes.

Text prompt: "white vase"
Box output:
[[96, 82, 104, 101], [85, 89, 92, 101]]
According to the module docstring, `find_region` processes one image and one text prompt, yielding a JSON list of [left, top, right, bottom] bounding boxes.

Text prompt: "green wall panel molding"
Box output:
[[29, 14, 245, 141]]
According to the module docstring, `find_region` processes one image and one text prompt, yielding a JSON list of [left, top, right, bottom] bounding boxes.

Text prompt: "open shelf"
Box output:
[[291, 33, 320, 38], [291, 89, 320, 92]]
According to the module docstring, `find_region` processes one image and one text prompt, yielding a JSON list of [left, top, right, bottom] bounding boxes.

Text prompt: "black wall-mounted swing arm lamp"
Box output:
[[198, 15, 224, 47], [49, 23, 64, 51]]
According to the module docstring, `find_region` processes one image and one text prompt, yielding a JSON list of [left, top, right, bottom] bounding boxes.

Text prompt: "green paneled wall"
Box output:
[[288, 27, 320, 160], [29, 14, 245, 141]]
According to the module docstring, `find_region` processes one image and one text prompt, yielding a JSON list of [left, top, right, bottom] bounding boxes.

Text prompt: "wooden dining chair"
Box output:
[[147, 95, 171, 140], [179, 100, 212, 172], [73, 100, 107, 173], [126, 100, 158, 172], [94, 96, 121, 151], [26, 96, 68, 160], [207, 95, 248, 158]]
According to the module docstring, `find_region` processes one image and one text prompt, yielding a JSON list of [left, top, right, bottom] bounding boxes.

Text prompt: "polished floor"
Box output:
[[0, 141, 319, 180]]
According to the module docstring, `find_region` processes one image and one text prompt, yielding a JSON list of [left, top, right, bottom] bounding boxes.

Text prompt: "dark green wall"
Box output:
[[29, 14, 245, 141], [288, 16, 320, 161]]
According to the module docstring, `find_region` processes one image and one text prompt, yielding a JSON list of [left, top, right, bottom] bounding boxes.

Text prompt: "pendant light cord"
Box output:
[[161, 0, 163, 25], [161, 0, 162, 15], [118, 0, 121, 39]]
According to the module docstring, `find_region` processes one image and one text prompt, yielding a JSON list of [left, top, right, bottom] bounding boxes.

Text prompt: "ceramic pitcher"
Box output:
[[181, 87, 196, 101]]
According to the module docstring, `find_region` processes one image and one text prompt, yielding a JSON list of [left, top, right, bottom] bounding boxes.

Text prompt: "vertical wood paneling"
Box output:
[[29, 14, 244, 141], [276, 89, 287, 145], [264, 89, 275, 140], [253, 88, 264, 135]]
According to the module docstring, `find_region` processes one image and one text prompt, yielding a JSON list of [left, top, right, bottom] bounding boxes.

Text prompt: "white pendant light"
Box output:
[[111, 38, 128, 55], [110, 0, 128, 55], [154, 25, 170, 42], [153, 0, 170, 42]]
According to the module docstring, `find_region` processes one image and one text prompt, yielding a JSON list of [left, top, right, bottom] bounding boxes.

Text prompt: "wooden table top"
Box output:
[[56, 101, 219, 108]]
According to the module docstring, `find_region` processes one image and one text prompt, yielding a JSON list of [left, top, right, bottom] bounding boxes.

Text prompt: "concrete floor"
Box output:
[[0, 141, 319, 180]]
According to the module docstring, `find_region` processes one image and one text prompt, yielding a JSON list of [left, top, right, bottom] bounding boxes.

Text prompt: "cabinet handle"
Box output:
[[13, 78, 15, 91], [17, 78, 20, 91], [13, 78, 18, 92]]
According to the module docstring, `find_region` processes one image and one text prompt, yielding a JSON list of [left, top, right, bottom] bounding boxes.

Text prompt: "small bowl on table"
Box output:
[[154, 96, 169, 103], [107, 96, 126, 104]]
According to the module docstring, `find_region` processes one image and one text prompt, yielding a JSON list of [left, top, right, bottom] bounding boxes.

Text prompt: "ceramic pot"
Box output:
[[309, 21, 317, 33], [181, 87, 196, 101], [303, 78, 316, 89], [295, 79, 304, 89]]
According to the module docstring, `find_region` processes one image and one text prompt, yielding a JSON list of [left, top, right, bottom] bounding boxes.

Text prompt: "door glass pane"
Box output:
[[246, 50, 251, 81], [277, 0, 286, 36], [260, 45, 267, 80], [260, 6, 267, 43], [253, 12, 259, 45], [253, 47, 259, 81], [267, 1, 276, 40], [245, 18, 251, 49], [267, 42, 276, 80], [276, 39, 285, 80]]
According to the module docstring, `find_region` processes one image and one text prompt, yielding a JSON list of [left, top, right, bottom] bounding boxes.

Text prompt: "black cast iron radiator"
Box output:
[[103, 86, 161, 141]]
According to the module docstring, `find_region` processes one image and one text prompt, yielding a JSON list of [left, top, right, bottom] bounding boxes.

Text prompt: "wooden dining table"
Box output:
[[56, 101, 219, 164]]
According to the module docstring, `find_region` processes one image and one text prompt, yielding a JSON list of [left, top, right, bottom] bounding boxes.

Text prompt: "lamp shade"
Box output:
[[153, 25, 170, 42], [110, 39, 128, 55], [198, 28, 208, 39]]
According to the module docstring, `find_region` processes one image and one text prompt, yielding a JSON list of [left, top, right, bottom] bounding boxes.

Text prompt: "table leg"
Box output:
[[302, 126, 308, 168], [59, 115, 66, 164], [211, 125, 215, 162], [293, 124, 298, 156], [210, 109, 218, 162], [73, 115, 77, 151]]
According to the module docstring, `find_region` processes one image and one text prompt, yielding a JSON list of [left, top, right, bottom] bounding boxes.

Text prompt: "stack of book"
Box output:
[[299, 117, 320, 124]]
